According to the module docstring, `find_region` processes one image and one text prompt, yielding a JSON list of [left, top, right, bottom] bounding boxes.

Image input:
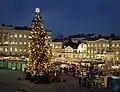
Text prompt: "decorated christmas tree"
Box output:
[[26, 8, 54, 79]]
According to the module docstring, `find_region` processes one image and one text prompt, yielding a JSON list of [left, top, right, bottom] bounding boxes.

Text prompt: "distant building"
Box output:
[[52, 35, 120, 62], [0, 25, 52, 57]]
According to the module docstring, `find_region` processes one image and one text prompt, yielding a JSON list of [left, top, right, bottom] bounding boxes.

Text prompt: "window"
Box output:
[[4, 42, 9, 44], [19, 42, 22, 45], [24, 49, 26, 52], [107, 44, 109, 47], [10, 35, 12, 38], [103, 44, 106, 47], [24, 42, 26, 45], [116, 51, 119, 54], [94, 51, 97, 53], [20, 49, 22, 52], [11, 42, 15, 44], [88, 44, 90, 47], [15, 48, 17, 51], [15, 34, 17, 37], [116, 57, 119, 60], [5, 48, 7, 52], [103, 51, 106, 53], [19, 34, 22, 38], [55, 46, 58, 48], [10, 48, 12, 52], [24, 34, 26, 38]]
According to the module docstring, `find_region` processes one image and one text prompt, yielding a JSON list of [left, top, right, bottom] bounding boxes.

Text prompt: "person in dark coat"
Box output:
[[78, 75, 82, 85]]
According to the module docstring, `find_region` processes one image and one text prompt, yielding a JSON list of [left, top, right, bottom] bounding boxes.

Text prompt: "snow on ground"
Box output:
[[0, 69, 109, 92]]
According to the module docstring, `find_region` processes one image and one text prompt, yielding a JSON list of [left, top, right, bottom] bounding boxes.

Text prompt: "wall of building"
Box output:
[[0, 26, 52, 57]]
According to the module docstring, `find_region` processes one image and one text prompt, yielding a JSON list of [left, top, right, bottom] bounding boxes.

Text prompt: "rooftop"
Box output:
[[0, 24, 52, 32]]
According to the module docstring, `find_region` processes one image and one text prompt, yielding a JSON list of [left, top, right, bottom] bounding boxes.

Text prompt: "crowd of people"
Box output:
[[56, 65, 105, 88]]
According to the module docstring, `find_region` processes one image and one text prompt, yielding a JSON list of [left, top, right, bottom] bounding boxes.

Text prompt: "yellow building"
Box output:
[[86, 36, 120, 60], [0, 26, 52, 57], [52, 36, 120, 62]]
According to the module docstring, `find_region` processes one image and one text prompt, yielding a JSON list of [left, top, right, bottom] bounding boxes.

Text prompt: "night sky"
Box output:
[[0, 0, 120, 37]]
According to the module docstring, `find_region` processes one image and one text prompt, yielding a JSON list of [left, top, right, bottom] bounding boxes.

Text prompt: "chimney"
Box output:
[[2, 24, 5, 26]]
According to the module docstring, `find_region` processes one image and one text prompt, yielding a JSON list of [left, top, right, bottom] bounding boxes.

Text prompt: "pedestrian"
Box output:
[[78, 75, 82, 85]]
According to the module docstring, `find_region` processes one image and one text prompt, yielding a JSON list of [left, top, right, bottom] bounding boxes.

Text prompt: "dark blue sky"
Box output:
[[0, 0, 120, 37]]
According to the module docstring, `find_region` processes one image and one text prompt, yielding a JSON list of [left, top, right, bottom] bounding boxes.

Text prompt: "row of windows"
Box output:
[[2, 42, 28, 45], [87, 44, 120, 47], [3, 34, 51, 39], [10, 34, 27, 38], [4, 48, 27, 52]]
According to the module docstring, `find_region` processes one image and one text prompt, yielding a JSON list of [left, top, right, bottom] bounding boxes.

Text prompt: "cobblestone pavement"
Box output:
[[0, 69, 109, 92]]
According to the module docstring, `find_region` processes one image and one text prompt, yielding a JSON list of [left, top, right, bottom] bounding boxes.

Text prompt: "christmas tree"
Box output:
[[26, 8, 53, 78]]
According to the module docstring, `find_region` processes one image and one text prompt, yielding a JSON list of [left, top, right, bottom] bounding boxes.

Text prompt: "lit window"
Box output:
[[91, 50, 93, 53], [10, 47, 12, 52], [112, 44, 115, 47], [0, 42, 1, 44], [19, 42, 22, 45], [24, 42, 26, 45], [103, 51, 106, 53], [10, 35, 12, 37], [15, 34, 17, 37], [24, 49, 26, 51], [91, 44, 93, 47], [117, 44, 119, 47], [16, 42, 17, 44], [116, 51, 119, 54], [94, 51, 97, 53], [24, 34, 26, 38], [15, 48, 17, 51], [116, 57, 119, 60], [107, 44, 109, 47], [20, 49, 22, 52], [13, 42, 15, 44], [5, 48, 7, 52], [4, 42, 9, 44], [55, 46, 58, 48], [103, 44, 106, 47], [19, 34, 22, 38]]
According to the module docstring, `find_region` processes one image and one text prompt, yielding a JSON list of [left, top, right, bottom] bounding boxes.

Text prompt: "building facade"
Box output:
[[52, 36, 120, 62], [86, 37, 120, 60], [0, 26, 52, 57]]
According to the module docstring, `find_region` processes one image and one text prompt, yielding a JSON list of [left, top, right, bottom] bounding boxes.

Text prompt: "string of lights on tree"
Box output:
[[26, 8, 54, 76]]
